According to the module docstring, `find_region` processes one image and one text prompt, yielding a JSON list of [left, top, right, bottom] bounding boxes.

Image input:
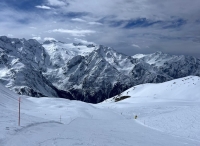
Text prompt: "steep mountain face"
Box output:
[[132, 51, 200, 80], [0, 36, 200, 103], [0, 36, 71, 98], [43, 44, 133, 103]]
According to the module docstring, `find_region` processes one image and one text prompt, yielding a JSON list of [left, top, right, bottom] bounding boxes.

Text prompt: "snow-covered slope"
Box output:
[[0, 83, 20, 108], [106, 76, 200, 102], [102, 76, 200, 142], [0, 36, 200, 103], [1, 79, 200, 146]]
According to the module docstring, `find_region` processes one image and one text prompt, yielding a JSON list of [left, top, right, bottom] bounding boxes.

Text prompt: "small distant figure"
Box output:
[[135, 115, 138, 119]]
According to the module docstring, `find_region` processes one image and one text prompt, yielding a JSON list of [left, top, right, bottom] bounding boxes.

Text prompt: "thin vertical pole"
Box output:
[[18, 97, 21, 126]]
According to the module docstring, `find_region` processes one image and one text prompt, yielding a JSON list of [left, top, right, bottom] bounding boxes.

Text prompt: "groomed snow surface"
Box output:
[[1, 76, 200, 146]]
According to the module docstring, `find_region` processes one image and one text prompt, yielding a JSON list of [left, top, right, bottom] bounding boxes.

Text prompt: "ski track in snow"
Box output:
[[1, 101, 200, 146], [3, 117, 199, 146], [103, 102, 200, 142]]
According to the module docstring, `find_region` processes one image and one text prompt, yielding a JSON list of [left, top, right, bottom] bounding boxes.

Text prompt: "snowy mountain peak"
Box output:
[[132, 54, 147, 59], [0, 36, 200, 103]]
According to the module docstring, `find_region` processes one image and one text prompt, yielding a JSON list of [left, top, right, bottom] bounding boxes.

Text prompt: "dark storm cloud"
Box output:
[[0, 0, 200, 58]]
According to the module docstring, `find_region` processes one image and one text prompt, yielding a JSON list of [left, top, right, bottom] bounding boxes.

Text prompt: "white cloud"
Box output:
[[132, 44, 141, 49], [44, 37, 57, 41], [71, 19, 103, 26], [49, 29, 96, 36], [74, 38, 95, 45], [7, 34, 14, 37], [71, 18, 86, 23], [1, 0, 200, 57], [52, 0, 200, 22], [47, 0, 66, 6], [32, 36, 42, 41], [35, 5, 51, 10], [30, 27, 37, 29], [88, 22, 103, 25]]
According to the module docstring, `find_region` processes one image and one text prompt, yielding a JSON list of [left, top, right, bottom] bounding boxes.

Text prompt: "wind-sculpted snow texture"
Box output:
[[0, 36, 200, 103]]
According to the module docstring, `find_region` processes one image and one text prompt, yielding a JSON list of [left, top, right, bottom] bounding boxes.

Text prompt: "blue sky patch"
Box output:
[[162, 19, 187, 29], [3, 0, 44, 11], [124, 18, 162, 29]]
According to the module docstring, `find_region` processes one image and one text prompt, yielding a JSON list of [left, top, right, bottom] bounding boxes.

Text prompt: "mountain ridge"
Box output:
[[0, 36, 200, 103]]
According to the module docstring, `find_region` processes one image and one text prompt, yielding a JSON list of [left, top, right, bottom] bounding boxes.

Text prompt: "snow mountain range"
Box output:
[[0, 36, 200, 103]]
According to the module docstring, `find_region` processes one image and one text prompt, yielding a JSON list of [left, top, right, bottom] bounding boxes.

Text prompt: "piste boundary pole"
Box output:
[[18, 97, 21, 126]]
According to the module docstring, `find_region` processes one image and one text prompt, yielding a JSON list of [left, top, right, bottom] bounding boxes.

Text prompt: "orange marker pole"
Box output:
[[18, 97, 21, 126]]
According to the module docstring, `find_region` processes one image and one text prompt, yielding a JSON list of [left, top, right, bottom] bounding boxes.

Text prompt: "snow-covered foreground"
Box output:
[[1, 76, 200, 146]]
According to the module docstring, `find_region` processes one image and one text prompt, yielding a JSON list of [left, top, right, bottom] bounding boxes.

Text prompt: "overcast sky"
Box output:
[[0, 0, 200, 57]]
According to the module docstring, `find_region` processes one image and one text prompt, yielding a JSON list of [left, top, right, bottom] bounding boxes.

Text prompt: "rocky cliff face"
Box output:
[[132, 52, 200, 82], [0, 36, 200, 103], [43, 44, 133, 103], [0, 36, 72, 98]]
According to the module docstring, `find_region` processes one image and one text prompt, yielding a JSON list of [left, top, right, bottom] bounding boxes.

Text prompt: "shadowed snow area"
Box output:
[[0, 76, 200, 146]]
